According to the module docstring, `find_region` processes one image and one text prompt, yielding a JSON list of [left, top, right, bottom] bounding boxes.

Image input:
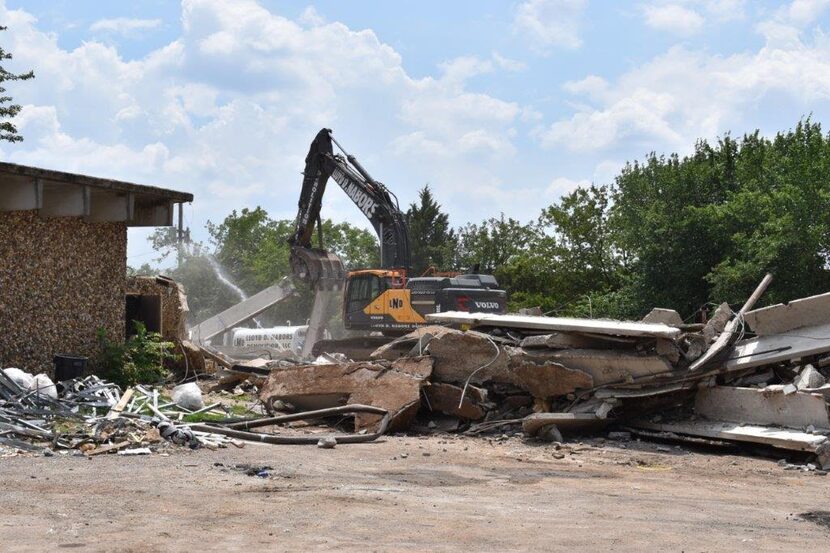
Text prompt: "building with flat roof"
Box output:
[[0, 162, 193, 373]]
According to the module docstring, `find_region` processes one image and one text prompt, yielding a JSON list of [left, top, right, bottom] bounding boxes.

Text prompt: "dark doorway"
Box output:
[[126, 294, 162, 337]]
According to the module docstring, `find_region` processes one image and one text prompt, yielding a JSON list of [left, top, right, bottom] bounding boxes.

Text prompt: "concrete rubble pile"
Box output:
[[257, 274, 830, 469]]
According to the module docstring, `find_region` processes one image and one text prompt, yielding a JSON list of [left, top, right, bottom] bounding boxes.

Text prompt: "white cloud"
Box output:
[[0, 0, 530, 257], [705, 0, 747, 22], [89, 17, 162, 35], [642, 3, 705, 36], [546, 176, 590, 197], [786, 0, 830, 25], [492, 52, 527, 72], [641, 1, 747, 35], [753, 0, 830, 47], [540, 31, 830, 153], [298, 6, 325, 27], [563, 75, 610, 102], [513, 0, 588, 52]]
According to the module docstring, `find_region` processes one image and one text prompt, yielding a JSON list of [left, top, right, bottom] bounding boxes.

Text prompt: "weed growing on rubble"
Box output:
[[97, 323, 177, 388]]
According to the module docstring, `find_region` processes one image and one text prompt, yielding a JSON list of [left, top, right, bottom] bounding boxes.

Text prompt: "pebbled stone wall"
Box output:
[[0, 210, 126, 374]]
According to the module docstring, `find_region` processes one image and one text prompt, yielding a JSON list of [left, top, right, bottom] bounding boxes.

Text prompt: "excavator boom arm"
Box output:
[[289, 129, 411, 272]]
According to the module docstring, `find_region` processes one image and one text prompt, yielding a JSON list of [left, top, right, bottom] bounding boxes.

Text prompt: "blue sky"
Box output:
[[1, 0, 829, 266]]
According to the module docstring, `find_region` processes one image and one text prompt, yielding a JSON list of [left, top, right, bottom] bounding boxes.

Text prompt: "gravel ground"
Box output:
[[1, 434, 828, 551]]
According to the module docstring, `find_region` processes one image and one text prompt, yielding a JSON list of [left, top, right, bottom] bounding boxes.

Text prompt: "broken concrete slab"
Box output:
[[509, 358, 593, 399], [655, 338, 681, 364], [258, 357, 433, 432], [543, 349, 676, 386], [423, 382, 486, 421], [630, 419, 828, 453], [426, 329, 512, 385], [519, 332, 624, 350], [695, 386, 830, 429], [522, 413, 608, 436], [426, 311, 683, 339], [642, 308, 684, 326], [370, 325, 457, 360], [724, 321, 830, 372], [744, 291, 830, 337], [189, 278, 295, 344]]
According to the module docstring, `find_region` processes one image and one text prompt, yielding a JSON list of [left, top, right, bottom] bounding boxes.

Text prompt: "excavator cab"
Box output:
[[342, 269, 425, 333], [344, 272, 387, 317]]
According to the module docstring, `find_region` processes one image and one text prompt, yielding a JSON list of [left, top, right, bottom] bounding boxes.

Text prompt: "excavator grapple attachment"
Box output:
[[289, 246, 346, 289]]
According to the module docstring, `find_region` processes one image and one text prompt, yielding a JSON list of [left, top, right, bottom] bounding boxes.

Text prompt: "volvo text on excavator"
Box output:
[[288, 128, 507, 334]]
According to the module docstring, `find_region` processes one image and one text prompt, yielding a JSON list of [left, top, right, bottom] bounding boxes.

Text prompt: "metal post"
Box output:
[[177, 202, 184, 268]]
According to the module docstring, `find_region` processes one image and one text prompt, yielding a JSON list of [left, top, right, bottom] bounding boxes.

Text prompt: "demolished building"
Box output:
[[0, 162, 193, 373]]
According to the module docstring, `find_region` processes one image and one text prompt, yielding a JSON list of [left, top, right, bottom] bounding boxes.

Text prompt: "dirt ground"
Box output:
[[1, 433, 828, 552]]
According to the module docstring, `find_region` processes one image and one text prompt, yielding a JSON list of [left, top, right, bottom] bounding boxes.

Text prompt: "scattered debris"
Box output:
[[172, 382, 205, 410]]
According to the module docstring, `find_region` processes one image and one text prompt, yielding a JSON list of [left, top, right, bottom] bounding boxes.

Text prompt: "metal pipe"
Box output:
[[191, 404, 390, 445]]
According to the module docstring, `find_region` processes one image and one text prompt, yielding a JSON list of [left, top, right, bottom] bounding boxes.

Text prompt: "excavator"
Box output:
[[288, 128, 507, 339]]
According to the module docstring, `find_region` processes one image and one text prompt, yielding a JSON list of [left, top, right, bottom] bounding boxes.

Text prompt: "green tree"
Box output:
[[610, 118, 830, 316], [405, 185, 457, 274], [147, 207, 379, 325], [127, 263, 158, 277], [502, 185, 628, 317], [0, 26, 34, 142], [456, 214, 538, 275]]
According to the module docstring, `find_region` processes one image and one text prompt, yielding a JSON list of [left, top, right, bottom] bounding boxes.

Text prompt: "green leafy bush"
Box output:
[[98, 322, 176, 388]]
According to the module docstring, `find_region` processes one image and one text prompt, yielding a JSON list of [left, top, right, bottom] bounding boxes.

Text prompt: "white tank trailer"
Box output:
[[229, 325, 309, 354]]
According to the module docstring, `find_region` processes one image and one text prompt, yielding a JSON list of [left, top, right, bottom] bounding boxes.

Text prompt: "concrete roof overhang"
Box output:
[[0, 162, 194, 227]]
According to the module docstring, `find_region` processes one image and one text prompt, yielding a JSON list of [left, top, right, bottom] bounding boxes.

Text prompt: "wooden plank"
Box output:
[[426, 312, 681, 339], [105, 388, 134, 419], [630, 420, 828, 452], [695, 386, 830, 429]]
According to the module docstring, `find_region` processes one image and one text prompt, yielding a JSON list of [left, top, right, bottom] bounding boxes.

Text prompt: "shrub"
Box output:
[[98, 322, 176, 388]]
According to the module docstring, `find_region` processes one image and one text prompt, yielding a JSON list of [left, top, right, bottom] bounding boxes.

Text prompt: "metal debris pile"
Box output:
[[0, 371, 240, 456]]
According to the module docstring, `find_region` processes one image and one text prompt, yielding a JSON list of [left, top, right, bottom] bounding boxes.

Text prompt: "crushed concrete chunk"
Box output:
[[259, 357, 433, 432], [371, 325, 457, 360], [795, 365, 826, 390], [642, 308, 684, 326], [424, 382, 486, 421], [509, 357, 593, 399], [703, 303, 732, 344], [426, 330, 512, 385]]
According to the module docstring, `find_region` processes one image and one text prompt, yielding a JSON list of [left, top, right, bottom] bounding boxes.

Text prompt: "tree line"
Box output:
[[134, 119, 830, 324]]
